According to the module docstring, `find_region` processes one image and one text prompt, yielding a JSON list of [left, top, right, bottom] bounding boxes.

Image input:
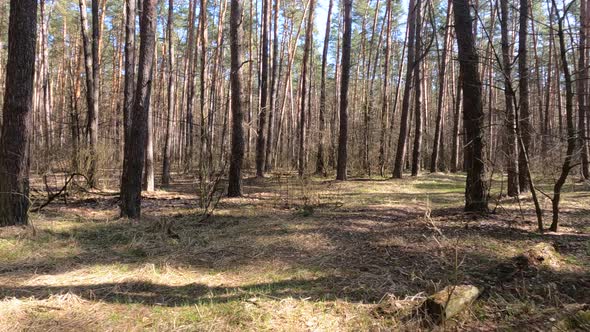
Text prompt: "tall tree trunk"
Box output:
[[387, 21, 410, 174], [143, 84, 155, 192], [529, 4, 544, 155], [454, 0, 489, 212], [122, 0, 136, 179], [162, 0, 175, 186], [393, 0, 418, 178], [411, 0, 423, 177], [500, 0, 519, 197], [68, 39, 83, 172], [550, 0, 576, 232], [336, 0, 352, 180], [378, 0, 393, 177], [542, 5, 554, 158], [315, 0, 333, 176], [451, 57, 463, 173], [0, 0, 37, 227], [265, 0, 280, 172], [298, 0, 315, 177], [78, 0, 98, 186], [228, 0, 245, 197], [246, 1, 254, 162], [40, 0, 51, 155], [256, 0, 270, 177], [330, 12, 342, 169], [120, 0, 158, 219], [361, 0, 381, 176], [578, 0, 590, 179], [90, 0, 100, 186], [430, 0, 452, 173], [517, 0, 531, 191], [199, 0, 209, 177], [184, 0, 197, 171]]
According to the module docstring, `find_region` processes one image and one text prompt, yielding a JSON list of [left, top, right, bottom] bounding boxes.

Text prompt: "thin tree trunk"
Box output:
[[517, 0, 531, 191], [315, 0, 333, 176], [199, 0, 209, 178], [411, 0, 423, 177], [184, 0, 197, 171], [430, 0, 452, 173], [265, 0, 281, 172], [68, 39, 83, 172], [90, 0, 100, 186], [298, 0, 315, 177], [336, 0, 352, 180], [542, 4, 554, 158], [378, 0, 393, 176], [40, 0, 51, 155], [162, 0, 175, 186], [500, 0, 519, 197], [393, 0, 418, 178], [578, 0, 590, 179], [78, 0, 98, 186], [550, 0, 576, 232], [256, 0, 270, 177]]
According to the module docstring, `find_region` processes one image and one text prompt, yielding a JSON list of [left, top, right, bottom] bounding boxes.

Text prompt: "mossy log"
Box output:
[[494, 242, 562, 282], [519, 242, 562, 268], [421, 285, 480, 324]]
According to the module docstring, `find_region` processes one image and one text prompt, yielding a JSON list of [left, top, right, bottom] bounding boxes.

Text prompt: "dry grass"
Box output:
[[0, 172, 588, 331]]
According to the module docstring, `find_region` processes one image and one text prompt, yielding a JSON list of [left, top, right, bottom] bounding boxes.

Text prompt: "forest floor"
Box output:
[[0, 172, 589, 331]]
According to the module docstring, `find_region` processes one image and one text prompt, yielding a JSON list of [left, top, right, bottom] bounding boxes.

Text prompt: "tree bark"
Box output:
[[265, 0, 281, 172], [411, 0, 423, 177], [78, 0, 99, 187], [0, 0, 37, 227], [162, 0, 175, 186], [454, 0, 489, 212], [298, 0, 315, 177], [120, 0, 158, 218], [378, 0, 393, 177], [518, 0, 531, 191], [393, 0, 418, 178], [227, 0, 245, 197], [199, 0, 209, 177], [256, 0, 270, 177], [578, 0, 590, 179], [550, 0, 576, 232], [184, 0, 197, 171], [500, 0, 519, 197], [90, 0, 101, 187], [430, 0, 452, 173], [122, 0, 136, 179], [542, 5, 554, 158], [315, 0, 333, 176], [336, 0, 352, 181]]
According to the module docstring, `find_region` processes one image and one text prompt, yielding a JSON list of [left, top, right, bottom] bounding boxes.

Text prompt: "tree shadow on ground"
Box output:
[[1, 174, 588, 313], [1, 246, 588, 306]]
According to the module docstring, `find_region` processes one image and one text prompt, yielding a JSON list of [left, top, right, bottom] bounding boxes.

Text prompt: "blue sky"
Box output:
[[314, 0, 332, 42], [313, 0, 410, 42]]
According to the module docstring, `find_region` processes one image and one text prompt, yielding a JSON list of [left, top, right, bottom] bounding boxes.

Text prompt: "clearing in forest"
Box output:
[[0, 173, 588, 331]]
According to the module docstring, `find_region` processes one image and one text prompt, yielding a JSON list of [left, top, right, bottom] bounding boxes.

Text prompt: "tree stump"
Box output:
[[421, 285, 480, 324], [519, 242, 562, 269], [494, 242, 562, 282]]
